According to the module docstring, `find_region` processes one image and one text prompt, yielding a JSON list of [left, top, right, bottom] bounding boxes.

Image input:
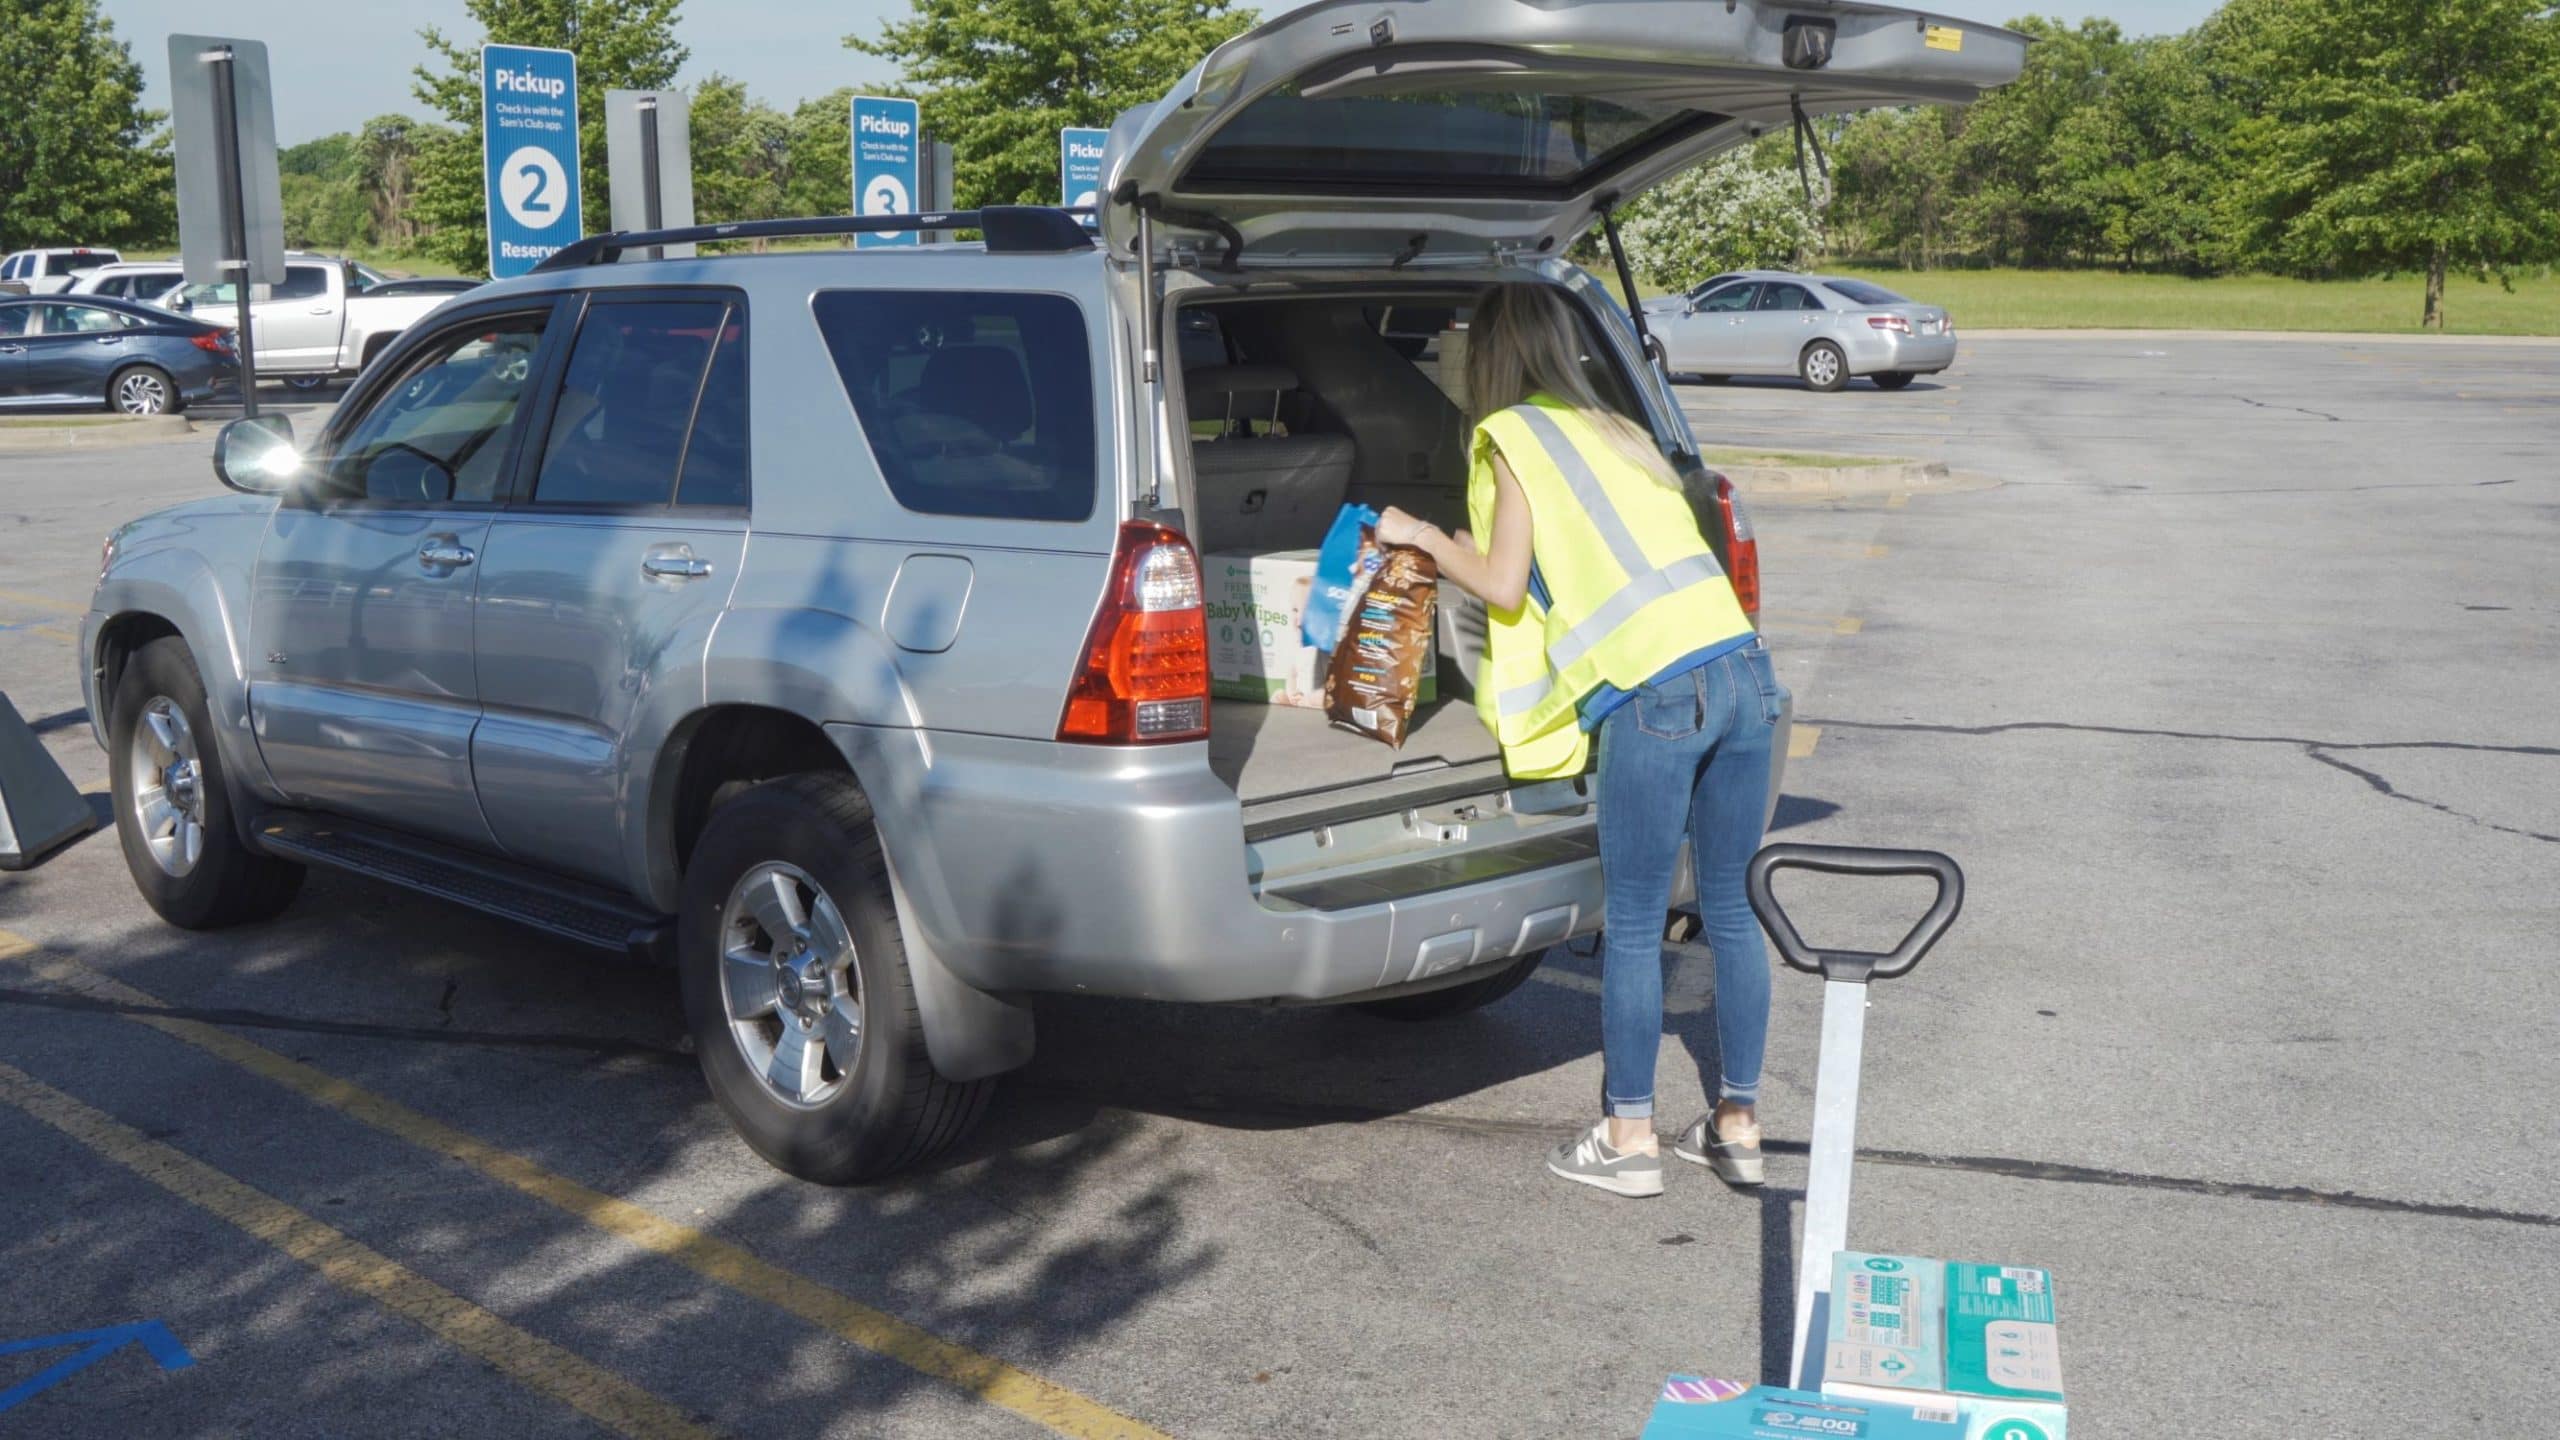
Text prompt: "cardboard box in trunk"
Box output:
[[1203, 550, 1433, 707]]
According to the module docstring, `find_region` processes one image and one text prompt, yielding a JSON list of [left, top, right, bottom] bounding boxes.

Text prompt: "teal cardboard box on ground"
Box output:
[[1821, 1253, 2068, 1440], [1641, 1377, 1958, 1439]]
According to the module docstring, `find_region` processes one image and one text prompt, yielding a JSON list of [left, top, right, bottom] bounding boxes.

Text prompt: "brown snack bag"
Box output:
[[1323, 534, 1439, 747]]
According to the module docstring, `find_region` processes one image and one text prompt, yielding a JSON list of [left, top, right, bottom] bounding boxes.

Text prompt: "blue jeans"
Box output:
[[1594, 640, 1779, 1120]]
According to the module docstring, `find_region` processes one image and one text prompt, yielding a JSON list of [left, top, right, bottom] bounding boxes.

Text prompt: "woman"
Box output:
[[1376, 283, 1777, 1198]]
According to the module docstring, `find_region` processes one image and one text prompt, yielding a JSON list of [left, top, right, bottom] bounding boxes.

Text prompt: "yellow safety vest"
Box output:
[[1468, 395, 1754, 780]]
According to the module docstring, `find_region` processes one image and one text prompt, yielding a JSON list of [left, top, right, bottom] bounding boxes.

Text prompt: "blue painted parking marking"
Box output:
[[0, 1320, 194, 1413]]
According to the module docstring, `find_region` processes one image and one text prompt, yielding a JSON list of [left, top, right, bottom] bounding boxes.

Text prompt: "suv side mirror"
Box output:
[[213, 414, 302, 494]]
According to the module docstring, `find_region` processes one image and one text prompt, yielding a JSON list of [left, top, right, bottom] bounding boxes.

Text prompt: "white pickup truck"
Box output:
[[175, 255, 465, 387]]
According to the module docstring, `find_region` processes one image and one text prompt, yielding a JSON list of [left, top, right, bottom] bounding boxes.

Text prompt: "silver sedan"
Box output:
[[1643, 271, 1956, 392]]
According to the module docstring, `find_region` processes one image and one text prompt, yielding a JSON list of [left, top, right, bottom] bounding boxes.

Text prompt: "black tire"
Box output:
[[282, 374, 329, 393], [1871, 371, 1916, 391], [1355, 950, 1546, 1022], [107, 363, 179, 416], [1799, 341, 1849, 393], [107, 637, 304, 928], [678, 772, 993, 1183]]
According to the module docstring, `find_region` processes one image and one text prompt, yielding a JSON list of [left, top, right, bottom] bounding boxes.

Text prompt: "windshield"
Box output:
[[1822, 279, 1909, 307], [1182, 85, 1720, 197]]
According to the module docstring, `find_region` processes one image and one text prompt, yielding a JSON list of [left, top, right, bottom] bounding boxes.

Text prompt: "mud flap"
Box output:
[[884, 856, 1035, 1082]]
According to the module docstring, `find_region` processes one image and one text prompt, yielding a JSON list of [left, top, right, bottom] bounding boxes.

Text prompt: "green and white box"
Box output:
[[1201, 550, 1432, 707], [1823, 1253, 2067, 1440]]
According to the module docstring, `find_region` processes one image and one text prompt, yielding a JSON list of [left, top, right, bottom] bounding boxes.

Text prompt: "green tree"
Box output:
[[2222, 0, 2560, 327], [782, 89, 854, 216], [688, 73, 793, 224], [0, 0, 173, 248], [1619, 142, 1828, 291], [1829, 107, 1963, 267], [849, 0, 1257, 209], [409, 0, 689, 272], [355, 115, 445, 252]]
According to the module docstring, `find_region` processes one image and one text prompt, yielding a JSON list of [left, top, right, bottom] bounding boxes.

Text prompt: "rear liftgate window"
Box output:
[[811, 290, 1096, 522], [1182, 87, 1720, 196]]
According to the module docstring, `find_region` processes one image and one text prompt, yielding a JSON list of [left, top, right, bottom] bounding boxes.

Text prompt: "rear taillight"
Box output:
[[1865, 314, 1911, 335], [1713, 473, 1760, 619], [1058, 521, 1209, 743], [190, 332, 229, 353]]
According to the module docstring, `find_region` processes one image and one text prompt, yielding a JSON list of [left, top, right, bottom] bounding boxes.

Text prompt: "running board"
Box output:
[[253, 810, 673, 962]]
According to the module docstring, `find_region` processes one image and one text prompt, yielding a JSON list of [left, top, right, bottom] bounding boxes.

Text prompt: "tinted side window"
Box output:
[[274, 266, 331, 301], [0, 305, 28, 338], [325, 313, 548, 503], [531, 299, 729, 507], [812, 290, 1096, 523], [675, 312, 748, 508]]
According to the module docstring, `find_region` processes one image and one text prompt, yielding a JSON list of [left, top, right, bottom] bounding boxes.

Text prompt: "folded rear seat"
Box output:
[[1187, 363, 1356, 553]]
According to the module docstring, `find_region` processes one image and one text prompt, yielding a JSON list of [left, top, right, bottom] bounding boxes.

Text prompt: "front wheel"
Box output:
[[1799, 342, 1848, 393], [108, 638, 305, 927], [108, 364, 177, 416], [282, 374, 329, 393], [1871, 371, 1916, 391], [1355, 950, 1546, 1021], [678, 773, 993, 1183]]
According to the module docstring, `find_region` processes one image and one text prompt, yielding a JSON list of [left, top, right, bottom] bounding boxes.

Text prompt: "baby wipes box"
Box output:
[[1642, 1377, 1958, 1439], [1822, 1253, 2067, 1440], [1202, 549, 1432, 707]]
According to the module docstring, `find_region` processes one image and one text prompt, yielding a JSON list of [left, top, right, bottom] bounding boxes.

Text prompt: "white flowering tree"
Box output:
[[1616, 145, 1828, 292]]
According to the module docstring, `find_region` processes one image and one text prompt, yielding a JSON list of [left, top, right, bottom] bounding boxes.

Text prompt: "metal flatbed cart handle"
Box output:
[[1746, 842, 1964, 1392]]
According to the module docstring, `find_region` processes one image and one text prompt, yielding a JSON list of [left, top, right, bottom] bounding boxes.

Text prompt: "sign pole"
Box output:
[[203, 45, 259, 419], [637, 95, 663, 259]]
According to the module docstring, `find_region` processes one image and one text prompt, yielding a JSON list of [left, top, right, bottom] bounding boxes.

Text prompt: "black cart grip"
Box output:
[[1746, 843, 1964, 983]]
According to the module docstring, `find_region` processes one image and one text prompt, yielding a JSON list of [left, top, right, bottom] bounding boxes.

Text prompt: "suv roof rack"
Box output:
[[533, 206, 1096, 272]]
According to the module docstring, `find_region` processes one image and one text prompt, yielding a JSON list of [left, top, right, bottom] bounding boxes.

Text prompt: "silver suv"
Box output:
[[81, 0, 2019, 1181]]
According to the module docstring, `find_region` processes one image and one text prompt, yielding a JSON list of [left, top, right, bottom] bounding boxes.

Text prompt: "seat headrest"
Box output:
[[1186, 363, 1299, 424]]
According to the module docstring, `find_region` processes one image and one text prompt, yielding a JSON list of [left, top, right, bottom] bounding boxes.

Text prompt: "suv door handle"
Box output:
[[308, 306, 335, 315], [641, 546, 712, 580], [417, 538, 477, 570]]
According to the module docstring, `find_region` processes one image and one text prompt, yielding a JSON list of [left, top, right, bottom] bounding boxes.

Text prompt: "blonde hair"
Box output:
[[1465, 283, 1679, 488]]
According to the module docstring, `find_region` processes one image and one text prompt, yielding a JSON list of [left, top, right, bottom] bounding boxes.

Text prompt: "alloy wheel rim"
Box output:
[[1807, 349, 1840, 385], [127, 696, 205, 877], [117, 371, 167, 414], [717, 861, 863, 1109]]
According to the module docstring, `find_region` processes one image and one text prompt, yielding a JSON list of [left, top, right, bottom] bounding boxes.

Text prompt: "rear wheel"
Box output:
[[282, 374, 329, 393], [108, 638, 305, 928], [108, 364, 176, 416], [1799, 342, 1848, 393], [678, 773, 992, 1183], [1871, 371, 1915, 391], [1355, 950, 1546, 1021]]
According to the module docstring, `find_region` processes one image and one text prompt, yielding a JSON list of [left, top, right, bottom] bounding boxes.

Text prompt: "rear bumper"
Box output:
[[827, 688, 1791, 1005], [1846, 330, 1957, 374]]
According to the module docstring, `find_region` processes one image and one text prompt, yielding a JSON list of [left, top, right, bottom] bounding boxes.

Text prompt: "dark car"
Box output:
[[0, 294, 237, 415]]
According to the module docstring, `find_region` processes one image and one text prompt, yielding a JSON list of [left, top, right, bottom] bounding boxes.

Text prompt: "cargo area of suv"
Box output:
[[1169, 284, 1714, 834]]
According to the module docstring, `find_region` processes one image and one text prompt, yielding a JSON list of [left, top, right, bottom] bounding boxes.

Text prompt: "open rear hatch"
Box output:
[[1101, 0, 2026, 268]]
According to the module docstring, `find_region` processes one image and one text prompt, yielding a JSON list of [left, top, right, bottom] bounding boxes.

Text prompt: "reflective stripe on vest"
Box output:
[[1467, 395, 1754, 779]]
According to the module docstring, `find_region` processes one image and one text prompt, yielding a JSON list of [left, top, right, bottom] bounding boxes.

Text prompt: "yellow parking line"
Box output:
[[1762, 611, 1863, 637], [0, 587, 84, 616], [0, 1059, 719, 1440], [0, 936, 1173, 1440], [1788, 725, 1821, 761]]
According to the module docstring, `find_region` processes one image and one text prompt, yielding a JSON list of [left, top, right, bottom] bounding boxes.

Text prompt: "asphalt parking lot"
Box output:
[[2, 336, 2554, 1437]]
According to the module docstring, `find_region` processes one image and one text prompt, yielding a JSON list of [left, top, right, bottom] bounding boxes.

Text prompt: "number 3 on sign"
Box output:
[[501, 146, 570, 230]]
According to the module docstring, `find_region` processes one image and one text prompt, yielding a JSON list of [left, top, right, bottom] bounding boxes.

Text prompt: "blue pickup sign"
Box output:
[[481, 44, 582, 278], [1061, 127, 1108, 210], [851, 96, 920, 248]]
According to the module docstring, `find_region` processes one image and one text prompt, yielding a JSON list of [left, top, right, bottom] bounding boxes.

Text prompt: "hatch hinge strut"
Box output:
[[1790, 95, 1832, 208], [1593, 196, 1657, 366]]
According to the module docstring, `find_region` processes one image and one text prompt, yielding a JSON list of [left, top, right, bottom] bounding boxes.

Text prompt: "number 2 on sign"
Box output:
[[517, 163, 551, 214]]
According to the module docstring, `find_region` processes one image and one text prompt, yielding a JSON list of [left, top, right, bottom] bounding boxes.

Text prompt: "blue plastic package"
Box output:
[[1299, 503, 1382, 653]]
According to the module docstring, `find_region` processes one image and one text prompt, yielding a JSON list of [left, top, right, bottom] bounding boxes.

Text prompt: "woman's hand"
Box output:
[[1375, 505, 1433, 548]]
